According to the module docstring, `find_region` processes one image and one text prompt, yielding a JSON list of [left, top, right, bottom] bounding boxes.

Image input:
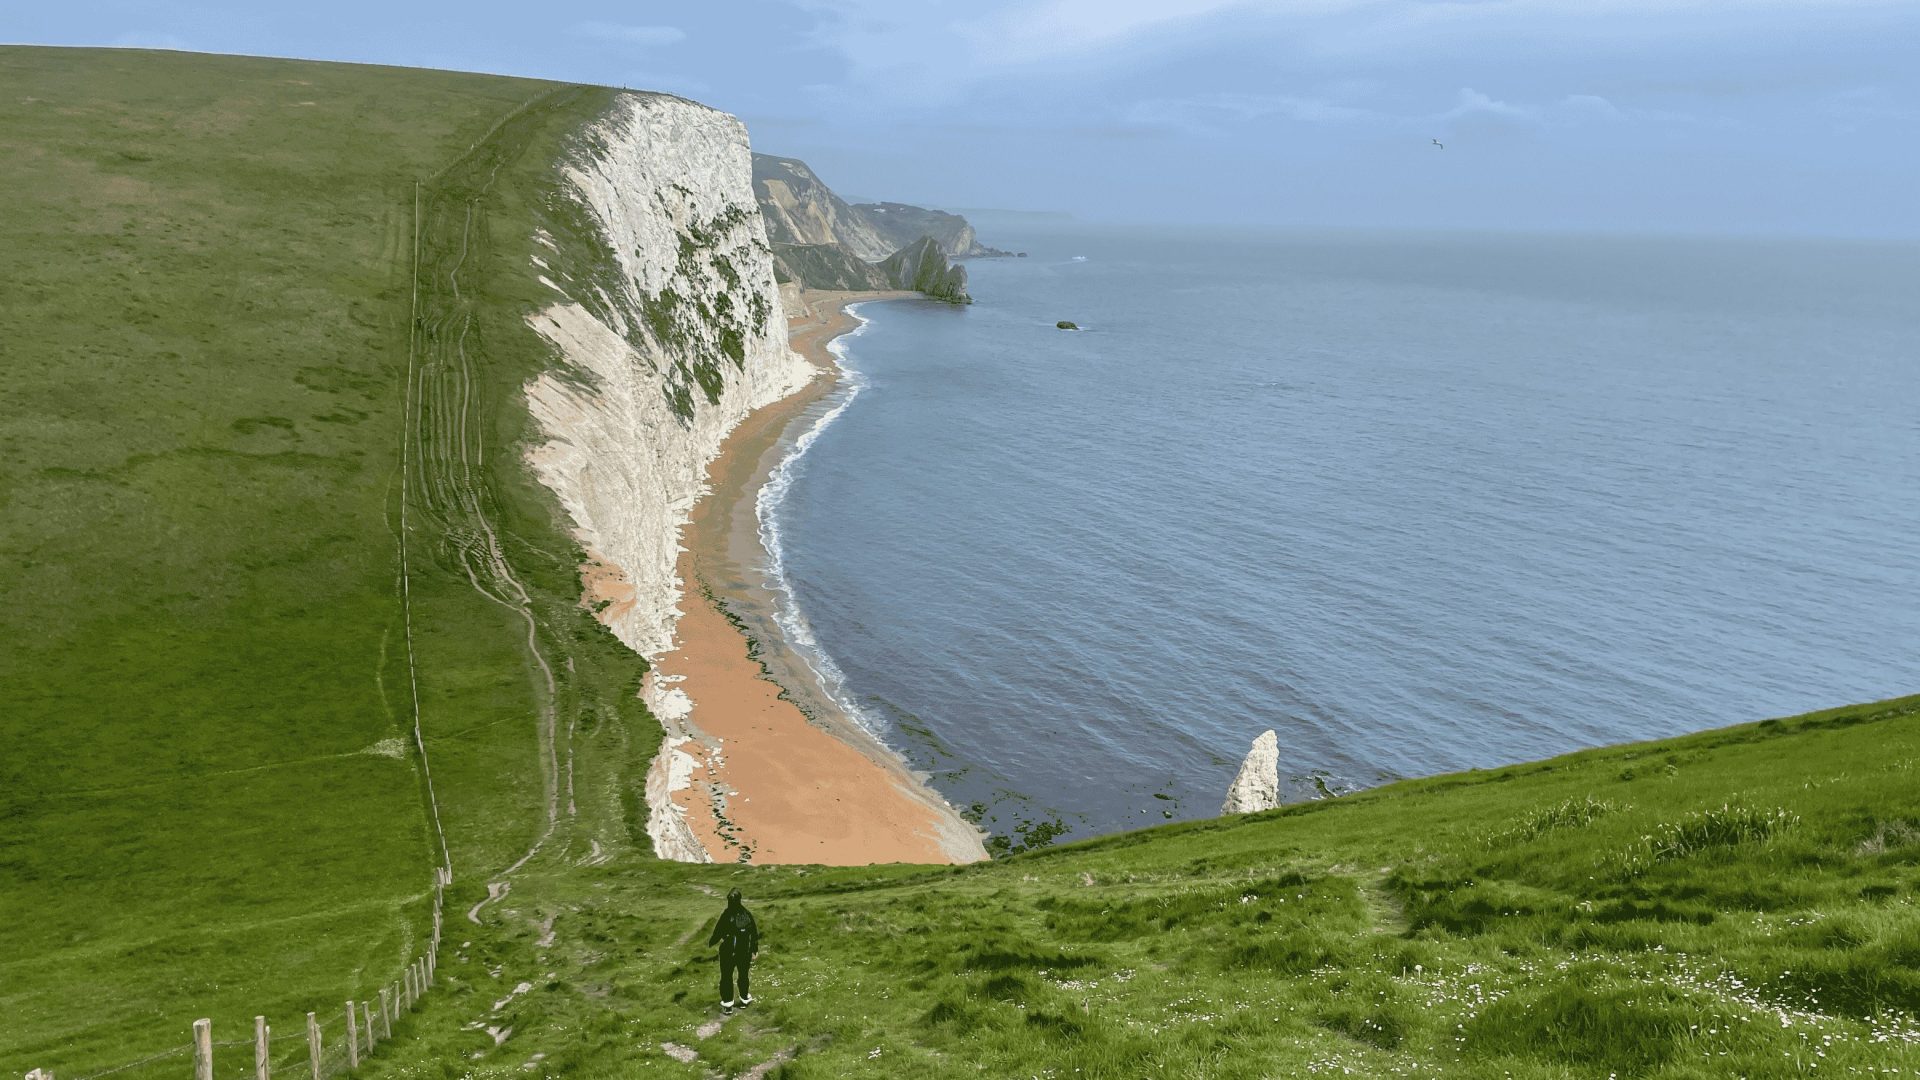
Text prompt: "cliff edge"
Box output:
[[521, 93, 815, 860]]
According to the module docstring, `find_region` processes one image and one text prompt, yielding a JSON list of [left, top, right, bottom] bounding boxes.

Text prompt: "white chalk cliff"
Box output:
[[521, 93, 814, 862], [1221, 729, 1281, 815]]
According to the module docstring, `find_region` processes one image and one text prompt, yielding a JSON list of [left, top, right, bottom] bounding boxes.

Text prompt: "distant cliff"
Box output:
[[855, 201, 1012, 258], [751, 154, 893, 261], [750, 152, 986, 302]]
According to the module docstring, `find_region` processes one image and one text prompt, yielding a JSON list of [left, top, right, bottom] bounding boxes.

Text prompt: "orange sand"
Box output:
[[644, 291, 987, 865]]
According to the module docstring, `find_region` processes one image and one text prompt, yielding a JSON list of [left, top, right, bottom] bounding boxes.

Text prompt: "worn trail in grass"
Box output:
[[361, 697, 1920, 1079]]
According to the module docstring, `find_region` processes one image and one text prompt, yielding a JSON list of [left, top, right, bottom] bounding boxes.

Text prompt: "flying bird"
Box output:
[[1432, 138, 1445, 150]]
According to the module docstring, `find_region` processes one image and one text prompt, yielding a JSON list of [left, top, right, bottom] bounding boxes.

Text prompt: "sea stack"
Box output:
[[1221, 730, 1281, 814]]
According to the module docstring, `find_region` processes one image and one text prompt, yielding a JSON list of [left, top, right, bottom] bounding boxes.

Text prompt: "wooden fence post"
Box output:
[[306, 1013, 321, 1080], [405, 964, 417, 1008], [344, 1003, 359, 1069], [378, 987, 392, 1039], [254, 1016, 270, 1080], [194, 1018, 213, 1080], [361, 1002, 375, 1051]]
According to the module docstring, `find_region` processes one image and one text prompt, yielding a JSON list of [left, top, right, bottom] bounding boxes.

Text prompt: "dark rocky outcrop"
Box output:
[[877, 237, 971, 304]]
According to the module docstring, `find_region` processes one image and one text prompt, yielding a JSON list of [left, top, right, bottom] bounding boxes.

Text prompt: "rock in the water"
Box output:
[[1056, 320, 1079, 330], [877, 236, 972, 304], [1220, 730, 1280, 814]]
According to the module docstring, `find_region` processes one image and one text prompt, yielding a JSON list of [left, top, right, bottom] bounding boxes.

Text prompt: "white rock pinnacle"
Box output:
[[1221, 729, 1281, 815]]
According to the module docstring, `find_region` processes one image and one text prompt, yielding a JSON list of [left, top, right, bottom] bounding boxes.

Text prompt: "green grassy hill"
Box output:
[[0, 46, 654, 1076], [2, 47, 1915, 1080], [340, 696, 1917, 1079]]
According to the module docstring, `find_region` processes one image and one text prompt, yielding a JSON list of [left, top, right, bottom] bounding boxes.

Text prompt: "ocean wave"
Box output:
[[754, 303, 888, 741]]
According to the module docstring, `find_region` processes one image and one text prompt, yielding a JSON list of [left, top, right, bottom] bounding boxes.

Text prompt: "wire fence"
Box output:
[[27, 865, 451, 1080]]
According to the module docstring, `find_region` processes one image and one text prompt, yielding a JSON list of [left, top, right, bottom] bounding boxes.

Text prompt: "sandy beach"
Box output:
[[642, 290, 988, 865]]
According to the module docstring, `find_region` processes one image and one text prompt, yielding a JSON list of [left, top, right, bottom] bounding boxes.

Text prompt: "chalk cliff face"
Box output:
[[751, 153, 894, 262], [520, 93, 814, 862]]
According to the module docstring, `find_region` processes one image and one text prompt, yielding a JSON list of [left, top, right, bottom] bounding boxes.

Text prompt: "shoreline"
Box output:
[[642, 289, 989, 865]]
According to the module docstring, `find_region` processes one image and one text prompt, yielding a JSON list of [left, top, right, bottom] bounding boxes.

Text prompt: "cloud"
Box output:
[[954, 0, 1268, 67], [1560, 93, 1627, 122], [1809, 85, 1914, 132], [1129, 91, 1384, 135], [570, 22, 687, 47], [1127, 85, 1666, 140], [1443, 88, 1536, 123], [792, 0, 1907, 103]]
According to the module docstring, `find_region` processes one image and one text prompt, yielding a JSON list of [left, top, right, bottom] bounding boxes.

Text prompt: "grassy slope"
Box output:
[[4, 47, 1916, 1080], [367, 698, 1919, 1079], [0, 47, 657, 1076]]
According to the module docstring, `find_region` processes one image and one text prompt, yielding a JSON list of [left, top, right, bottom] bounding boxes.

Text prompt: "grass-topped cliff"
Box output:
[[2, 46, 1915, 1080], [0, 46, 662, 1075]]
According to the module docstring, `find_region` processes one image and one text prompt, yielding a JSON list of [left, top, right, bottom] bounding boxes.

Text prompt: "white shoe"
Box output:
[[721, 1000, 734, 1013], [739, 995, 753, 1007]]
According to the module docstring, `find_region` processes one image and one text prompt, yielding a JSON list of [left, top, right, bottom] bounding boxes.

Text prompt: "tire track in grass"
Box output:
[[402, 86, 591, 926]]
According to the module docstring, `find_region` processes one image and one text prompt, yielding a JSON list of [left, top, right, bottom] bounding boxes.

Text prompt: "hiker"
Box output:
[[707, 887, 759, 1013]]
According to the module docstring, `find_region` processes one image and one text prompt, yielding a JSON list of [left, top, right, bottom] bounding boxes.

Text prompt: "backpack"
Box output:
[[724, 908, 754, 949]]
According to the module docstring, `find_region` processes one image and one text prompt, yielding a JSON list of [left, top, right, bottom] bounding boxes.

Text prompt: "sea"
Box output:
[[758, 226, 1920, 845]]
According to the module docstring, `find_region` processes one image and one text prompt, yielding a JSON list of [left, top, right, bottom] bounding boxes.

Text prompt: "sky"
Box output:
[[10, 1, 1920, 235]]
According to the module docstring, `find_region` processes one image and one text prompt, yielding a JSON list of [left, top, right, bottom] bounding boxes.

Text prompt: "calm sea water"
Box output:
[[761, 227, 1920, 843]]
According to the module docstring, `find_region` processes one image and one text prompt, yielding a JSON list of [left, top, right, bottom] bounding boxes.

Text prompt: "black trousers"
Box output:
[[720, 948, 751, 1002]]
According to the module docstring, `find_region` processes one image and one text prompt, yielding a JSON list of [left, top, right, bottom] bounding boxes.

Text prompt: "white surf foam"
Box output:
[[754, 303, 887, 741]]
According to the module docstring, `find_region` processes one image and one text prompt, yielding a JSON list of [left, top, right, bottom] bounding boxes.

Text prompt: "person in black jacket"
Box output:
[[707, 888, 759, 1012]]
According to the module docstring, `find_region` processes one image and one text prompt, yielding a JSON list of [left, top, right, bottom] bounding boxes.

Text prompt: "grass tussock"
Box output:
[[1487, 793, 1623, 846], [1620, 802, 1800, 875]]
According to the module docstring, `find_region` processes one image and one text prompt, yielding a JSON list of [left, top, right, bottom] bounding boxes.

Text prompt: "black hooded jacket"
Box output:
[[708, 901, 759, 957]]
